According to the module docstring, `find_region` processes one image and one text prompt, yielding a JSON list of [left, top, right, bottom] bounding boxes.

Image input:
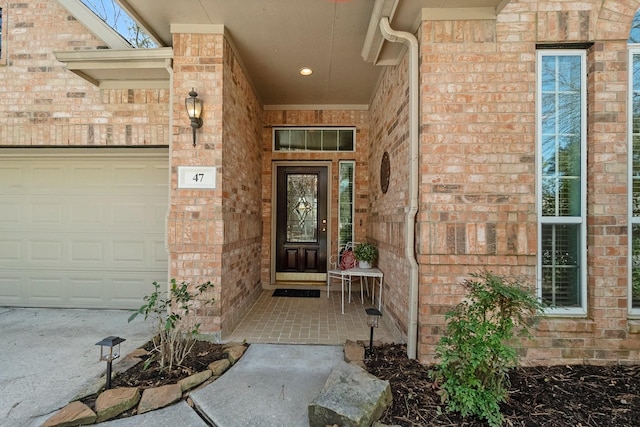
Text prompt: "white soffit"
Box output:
[[54, 48, 173, 89]]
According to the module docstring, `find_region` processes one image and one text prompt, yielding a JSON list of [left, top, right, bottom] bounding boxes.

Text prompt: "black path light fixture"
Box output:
[[365, 307, 382, 357], [96, 336, 125, 389], [185, 88, 203, 147]]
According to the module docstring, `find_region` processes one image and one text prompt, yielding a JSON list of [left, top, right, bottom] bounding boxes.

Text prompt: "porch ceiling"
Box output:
[[60, 0, 507, 106]]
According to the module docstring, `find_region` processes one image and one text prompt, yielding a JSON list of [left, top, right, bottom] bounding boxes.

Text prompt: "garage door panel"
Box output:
[[0, 149, 169, 309], [153, 240, 168, 263], [30, 240, 64, 261], [0, 200, 23, 223], [69, 278, 105, 303], [72, 203, 105, 225], [1, 267, 167, 308], [110, 277, 164, 305], [113, 165, 158, 191], [0, 167, 23, 188], [32, 167, 66, 189], [0, 240, 21, 261], [30, 277, 66, 301], [0, 277, 23, 301], [112, 240, 145, 262], [32, 203, 65, 224], [15, 234, 164, 267], [70, 241, 103, 262], [72, 165, 106, 187], [113, 203, 149, 226]]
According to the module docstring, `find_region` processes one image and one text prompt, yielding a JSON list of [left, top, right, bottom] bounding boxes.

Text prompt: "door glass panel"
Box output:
[[287, 174, 318, 242]]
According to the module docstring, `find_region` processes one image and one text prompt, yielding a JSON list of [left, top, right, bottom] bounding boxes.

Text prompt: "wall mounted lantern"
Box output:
[[96, 336, 125, 389], [185, 88, 203, 147], [365, 307, 382, 357]]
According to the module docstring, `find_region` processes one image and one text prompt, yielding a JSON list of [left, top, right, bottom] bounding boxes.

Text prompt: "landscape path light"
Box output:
[[96, 336, 125, 390], [365, 307, 382, 357]]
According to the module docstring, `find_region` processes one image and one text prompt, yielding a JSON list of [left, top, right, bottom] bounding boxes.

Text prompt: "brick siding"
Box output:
[[369, 52, 412, 343], [3, 0, 640, 364], [415, 0, 640, 365], [0, 1, 169, 146]]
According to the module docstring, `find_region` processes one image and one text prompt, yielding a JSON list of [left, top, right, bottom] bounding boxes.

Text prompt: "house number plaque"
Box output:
[[178, 166, 216, 189]]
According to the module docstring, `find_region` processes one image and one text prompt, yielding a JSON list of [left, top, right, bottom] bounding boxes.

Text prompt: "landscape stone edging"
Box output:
[[42, 343, 247, 427]]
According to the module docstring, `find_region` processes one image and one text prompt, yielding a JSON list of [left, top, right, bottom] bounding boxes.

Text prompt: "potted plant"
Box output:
[[354, 242, 378, 269]]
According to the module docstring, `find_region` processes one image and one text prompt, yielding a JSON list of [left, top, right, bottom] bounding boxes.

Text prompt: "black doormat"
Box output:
[[272, 289, 320, 298]]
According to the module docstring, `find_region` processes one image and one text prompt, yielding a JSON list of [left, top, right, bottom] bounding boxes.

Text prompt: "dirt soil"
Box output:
[[80, 340, 229, 419], [111, 340, 227, 389], [365, 343, 640, 427]]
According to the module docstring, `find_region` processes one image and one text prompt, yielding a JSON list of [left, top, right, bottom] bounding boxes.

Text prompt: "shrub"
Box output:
[[353, 242, 378, 263], [128, 278, 215, 372], [430, 271, 544, 427]]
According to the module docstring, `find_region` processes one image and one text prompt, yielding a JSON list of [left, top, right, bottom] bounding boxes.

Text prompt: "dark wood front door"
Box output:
[[275, 165, 328, 280]]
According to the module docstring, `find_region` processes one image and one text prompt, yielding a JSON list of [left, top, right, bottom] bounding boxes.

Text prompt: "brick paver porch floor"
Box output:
[[225, 286, 400, 345]]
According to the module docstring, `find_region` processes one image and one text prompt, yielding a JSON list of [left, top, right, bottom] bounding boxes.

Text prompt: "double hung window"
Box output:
[[537, 51, 587, 314], [629, 48, 640, 313]]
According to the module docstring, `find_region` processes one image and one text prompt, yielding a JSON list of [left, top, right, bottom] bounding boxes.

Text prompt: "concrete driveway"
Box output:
[[0, 307, 153, 427]]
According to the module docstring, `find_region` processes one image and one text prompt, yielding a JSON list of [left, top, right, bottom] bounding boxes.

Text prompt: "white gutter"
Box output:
[[379, 17, 420, 360]]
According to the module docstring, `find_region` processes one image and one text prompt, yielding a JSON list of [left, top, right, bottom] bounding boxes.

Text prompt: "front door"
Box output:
[[275, 165, 328, 282]]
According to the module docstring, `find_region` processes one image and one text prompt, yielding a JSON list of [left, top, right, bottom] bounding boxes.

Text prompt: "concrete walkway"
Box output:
[[0, 308, 346, 427], [191, 344, 343, 427]]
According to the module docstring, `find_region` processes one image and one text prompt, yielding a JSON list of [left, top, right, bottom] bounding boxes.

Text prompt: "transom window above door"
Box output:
[[273, 127, 355, 152]]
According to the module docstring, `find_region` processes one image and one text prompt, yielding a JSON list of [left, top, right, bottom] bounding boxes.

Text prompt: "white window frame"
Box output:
[[272, 127, 356, 152], [536, 50, 588, 316], [628, 47, 640, 316], [338, 160, 355, 250]]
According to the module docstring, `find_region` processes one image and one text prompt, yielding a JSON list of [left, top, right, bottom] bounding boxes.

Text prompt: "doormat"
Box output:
[[272, 289, 320, 298]]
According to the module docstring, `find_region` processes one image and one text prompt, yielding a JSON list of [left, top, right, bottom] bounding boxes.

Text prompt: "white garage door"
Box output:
[[0, 148, 169, 309]]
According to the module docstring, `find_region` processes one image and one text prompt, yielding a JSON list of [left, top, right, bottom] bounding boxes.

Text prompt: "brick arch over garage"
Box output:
[[596, 0, 640, 41]]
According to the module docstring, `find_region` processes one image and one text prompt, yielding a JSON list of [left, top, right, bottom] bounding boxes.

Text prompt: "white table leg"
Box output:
[[371, 278, 376, 304], [341, 274, 345, 314]]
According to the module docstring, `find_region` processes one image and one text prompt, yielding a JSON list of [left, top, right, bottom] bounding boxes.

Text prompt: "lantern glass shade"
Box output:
[[96, 336, 125, 361], [365, 307, 382, 328], [185, 90, 203, 126]]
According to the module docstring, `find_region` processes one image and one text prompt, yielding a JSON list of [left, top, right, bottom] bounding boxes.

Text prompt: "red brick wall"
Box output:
[[170, 33, 263, 338], [0, 1, 169, 146], [369, 53, 412, 342], [170, 32, 225, 336], [416, 0, 640, 365], [220, 39, 263, 336]]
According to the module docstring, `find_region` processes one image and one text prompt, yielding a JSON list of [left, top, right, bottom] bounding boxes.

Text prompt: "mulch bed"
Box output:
[[111, 340, 227, 389], [364, 343, 640, 427], [80, 340, 230, 420], [81, 340, 640, 426]]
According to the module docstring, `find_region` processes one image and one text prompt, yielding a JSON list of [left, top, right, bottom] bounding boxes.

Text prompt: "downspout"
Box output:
[[378, 17, 420, 360], [165, 57, 174, 292]]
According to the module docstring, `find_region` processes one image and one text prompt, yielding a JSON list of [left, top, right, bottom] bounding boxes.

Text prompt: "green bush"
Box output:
[[430, 271, 544, 427], [129, 278, 215, 372], [354, 242, 378, 263]]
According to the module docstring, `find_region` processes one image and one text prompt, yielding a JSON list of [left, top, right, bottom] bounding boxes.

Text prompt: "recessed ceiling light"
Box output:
[[299, 67, 313, 76]]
